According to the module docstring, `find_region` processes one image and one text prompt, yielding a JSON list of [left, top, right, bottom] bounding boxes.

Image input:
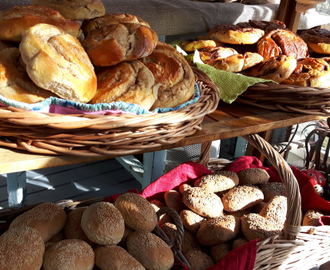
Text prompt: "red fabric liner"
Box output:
[[104, 156, 330, 270]]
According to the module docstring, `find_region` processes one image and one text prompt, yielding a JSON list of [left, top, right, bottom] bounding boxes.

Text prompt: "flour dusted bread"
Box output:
[[115, 192, 158, 232], [9, 202, 66, 242], [141, 42, 195, 109], [237, 168, 270, 185], [81, 202, 125, 245], [83, 23, 158, 67], [19, 23, 97, 103], [0, 5, 82, 42], [126, 230, 175, 270], [0, 226, 45, 270], [43, 239, 94, 270], [94, 245, 146, 270], [194, 171, 239, 193], [90, 60, 158, 110], [31, 0, 106, 20], [0, 47, 58, 103]]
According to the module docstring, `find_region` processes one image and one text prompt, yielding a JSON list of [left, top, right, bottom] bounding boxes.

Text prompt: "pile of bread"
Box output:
[[0, 0, 195, 111], [181, 20, 330, 88]]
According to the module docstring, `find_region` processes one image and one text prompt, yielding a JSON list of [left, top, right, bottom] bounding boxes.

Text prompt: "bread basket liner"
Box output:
[[0, 67, 220, 157], [2, 134, 330, 269]]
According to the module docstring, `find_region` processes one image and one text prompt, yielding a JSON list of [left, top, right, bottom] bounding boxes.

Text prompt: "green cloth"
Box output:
[[195, 62, 277, 104]]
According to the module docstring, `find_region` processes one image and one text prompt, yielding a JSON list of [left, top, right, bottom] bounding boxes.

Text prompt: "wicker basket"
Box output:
[[234, 83, 330, 115], [0, 67, 219, 157], [201, 134, 330, 269]]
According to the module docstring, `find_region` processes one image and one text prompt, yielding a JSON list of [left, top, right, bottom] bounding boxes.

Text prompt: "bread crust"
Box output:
[[0, 5, 82, 42]]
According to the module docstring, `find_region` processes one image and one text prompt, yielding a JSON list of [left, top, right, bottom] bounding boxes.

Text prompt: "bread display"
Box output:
[[0, 5, 82, 42], [19, 23, 97, 103], [30, 0, 106, 20]]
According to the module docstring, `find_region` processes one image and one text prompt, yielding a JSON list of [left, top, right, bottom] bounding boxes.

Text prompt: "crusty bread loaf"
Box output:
[[180, 209, 206, 234], [0, 5, 82, 42], [0, 226, 45, 270], [182, 186, 224, 218], [31, 0, 106, 20], [194, 171, 239, 193], [9, 202, 67, 242], [221, 185, 264, 212], [81, 202, 125, 245], [196, 215, 241, 245], [43, 239, 95, 270], [19, 23, 97, 103], [115, 192, 158, 232], [141, 42, 195, 109], [81, 12, 150, 35], [302, 209, 324, 226], [184, 250, 215, 270], [259, 195, 287, 226], [259, 181, 287, 202], [164, 189, 186, 213], [94, 245, 146, 270], [210, 243, 231, 263], [237, 168, 270, 185], [126, 230, 175, 270], [0, 47, 58, 103], [241, 213, 283, 241], [83, 23, 158, 67], [90, 60, 159, 110]]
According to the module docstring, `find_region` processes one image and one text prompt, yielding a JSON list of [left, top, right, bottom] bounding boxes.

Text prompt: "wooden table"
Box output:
[[1, 101, 327, 207]]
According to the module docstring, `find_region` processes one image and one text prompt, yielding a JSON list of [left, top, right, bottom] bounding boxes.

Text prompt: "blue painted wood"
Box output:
[[7, 172, 27, 207]]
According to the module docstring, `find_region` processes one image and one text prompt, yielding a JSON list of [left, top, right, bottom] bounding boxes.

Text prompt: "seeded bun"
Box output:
[[0, 226, 45, 270], [9, 202, 67, 242], [180, 209, 206, 234], [81, 202, 125, 245], [259, 195, 287, 226], [194, 171, 239, 193], [115, 192, 158, 232], [43, 239, 95, 270]]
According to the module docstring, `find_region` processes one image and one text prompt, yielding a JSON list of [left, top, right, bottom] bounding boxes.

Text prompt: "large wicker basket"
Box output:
[[0, 67, 219, 157], [234, 83, 330, 115]]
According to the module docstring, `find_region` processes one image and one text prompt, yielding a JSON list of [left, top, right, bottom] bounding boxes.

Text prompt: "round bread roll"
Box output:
[[180, 209, 206, 234], [31, 0, 106, 20], [259, 195, 287, 226], [240, 213, 283, 241], [196, 215, 241, 245], [259, 181, 286, 202], [0, 226, 45, 270], [232, 237, 249, 249], [221, 185, 264, 212], [302, 209, 324, 226], [0, 47, 58, 103], [0, 5, 82, 42], [164, 189, 186, 213], [184, 250, 214, 270], [194, 171, 239, 193], [81, 202, 125, 245], [300, 28, 330, 55], [209, 23, 265, 45], [83, 23, 158, 67], [19, 23, 97, 103], [246, 55, 297, 83], [126, 230, 174, 270], [140, 42, 195, 109], [43, 239, 94, 270], [9, 202, 66, 242], [115, 192, 158, 232], [81, 12, 151, 36], [210, 243, 231, 263], [182, 186, 224, 218], [257, 29, 309, 61], [64, 207, 93, 246], [237, 168, 270, 185], [281, 57, 330, 88], [90, 60, 159, 110], [94, 245, 146, 270]]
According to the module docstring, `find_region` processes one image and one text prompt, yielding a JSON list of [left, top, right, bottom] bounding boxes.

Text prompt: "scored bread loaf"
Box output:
[[0, 5, 82, 42], [19, 23, 97, 103]]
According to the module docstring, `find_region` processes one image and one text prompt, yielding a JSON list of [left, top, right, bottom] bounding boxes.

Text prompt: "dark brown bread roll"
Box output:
[[164, 189, 186, 213], [210, 243, 231, 263], [259, 182, 287, 202], [184, 250, 214, 270], [237, 168, 270, 185]]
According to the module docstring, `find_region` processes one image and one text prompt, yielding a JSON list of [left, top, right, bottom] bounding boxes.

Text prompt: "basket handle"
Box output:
[[242, 134, 302, 240]]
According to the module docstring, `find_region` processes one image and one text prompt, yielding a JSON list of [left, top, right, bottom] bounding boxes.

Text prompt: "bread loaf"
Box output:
[[0, 226, 45, 270], [9, 202, 67, 242], [194, 171, 239, 193], [19, 23, 97, 103], [81, 202, 125, 245], [0, 5, 82, 42]]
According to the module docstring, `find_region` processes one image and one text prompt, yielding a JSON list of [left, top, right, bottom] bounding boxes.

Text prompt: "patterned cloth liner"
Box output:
[[0, 83, 200, 115]]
